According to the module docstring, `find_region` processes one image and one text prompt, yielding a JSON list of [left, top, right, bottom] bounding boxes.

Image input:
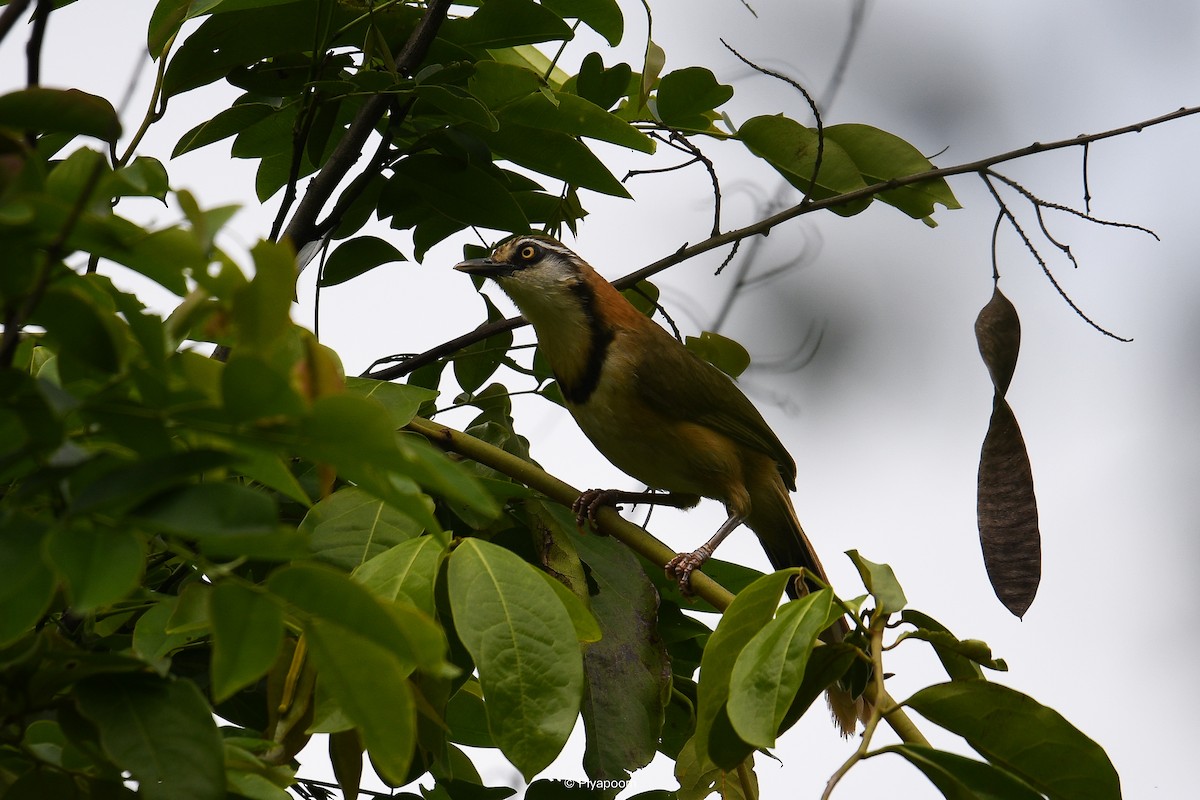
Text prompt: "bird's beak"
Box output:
[[454, 258, 510, 278]]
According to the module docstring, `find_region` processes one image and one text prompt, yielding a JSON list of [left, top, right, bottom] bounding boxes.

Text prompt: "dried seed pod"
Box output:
[[975, 285, 1021, 396]]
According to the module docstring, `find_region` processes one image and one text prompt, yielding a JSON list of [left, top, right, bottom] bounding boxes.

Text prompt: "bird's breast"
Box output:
[[565, 333, 743, 503]]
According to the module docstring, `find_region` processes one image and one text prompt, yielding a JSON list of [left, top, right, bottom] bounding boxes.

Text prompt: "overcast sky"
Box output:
[[4, 1, 1198, 797]]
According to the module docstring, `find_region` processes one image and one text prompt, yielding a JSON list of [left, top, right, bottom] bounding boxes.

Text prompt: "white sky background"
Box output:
[[4, 0, 1199, 797]]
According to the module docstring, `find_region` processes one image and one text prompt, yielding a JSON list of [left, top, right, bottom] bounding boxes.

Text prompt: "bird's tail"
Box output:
[[745, 469, 871, 736]]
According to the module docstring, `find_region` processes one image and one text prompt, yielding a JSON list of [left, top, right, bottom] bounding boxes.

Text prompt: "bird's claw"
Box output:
[[665, 548, 711, 597], [572, 488, 620, 532]]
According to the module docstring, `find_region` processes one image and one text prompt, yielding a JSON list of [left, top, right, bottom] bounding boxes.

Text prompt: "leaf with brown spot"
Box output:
[[975, 286, 1021, 396], [977, 396, 1041, 617]]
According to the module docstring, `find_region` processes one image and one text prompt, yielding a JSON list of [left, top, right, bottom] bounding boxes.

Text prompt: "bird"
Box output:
[[455, 234, 865, 734]]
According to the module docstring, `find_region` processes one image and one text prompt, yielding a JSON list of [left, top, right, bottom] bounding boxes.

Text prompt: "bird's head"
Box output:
[[454, 234, 592, 317]]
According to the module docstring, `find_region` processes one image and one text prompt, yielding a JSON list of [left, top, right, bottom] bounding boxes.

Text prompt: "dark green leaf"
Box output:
[[846, 550, 907, 615], [319, 235, 406, 287], [500, 91, 653, 153], [478, 123, 630, 198], [448, 539, 583, 780], [415, 84, 498, 130], [134, 482, 277, 538], [69, 449, 235, 515], [905, 681, 1120, 800], [887, 744, 1044, 800], [0, 88, 121, 142], [43, 524, 144, 613], [30, 281, 124, 374], [574, 52, 632, 110], [0, 515, 56, 646], [385, 154, 529, 232], [543, 0, 623, 46], [442, 0, 573, 49], [568, 510, 670, 783], [208, 581, 285, 702], [173, 103, 276, 158], [147, 0, 190, 59], [655, 67, 733, 130], [899, 610, 1007, 678], [467, 61, 543, 110], [75, 674, 225, 800], [221, 354, 307, 424]]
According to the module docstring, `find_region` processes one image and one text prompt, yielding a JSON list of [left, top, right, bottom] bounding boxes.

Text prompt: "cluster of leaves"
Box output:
[[0, 1, 1117, 799]]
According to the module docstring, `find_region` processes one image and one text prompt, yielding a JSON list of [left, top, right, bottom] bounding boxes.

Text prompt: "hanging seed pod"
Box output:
[[975, 285, 1021, 396], [977, 396, 1041, 617], [975, 285, 1041, 618]]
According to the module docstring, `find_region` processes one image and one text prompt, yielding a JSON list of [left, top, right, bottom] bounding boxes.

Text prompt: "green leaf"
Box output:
[[43, 524, 144, 613], [500, 91, 653, 153], [386, 154, 529, 232], [847, 550, 907, 614], [300, 486, 423, 571], [537, 571, 602, 644], [344, 377, 436, 428], [693, 569, 796, 769], [685, 331, 751, 378], [75, 674, 225, 800], [172, 103, 276, 157], [148, 0, 190, 59], [899, 610, 1007, 679], [569, 512, 670, 783], [268, 563, 447, 674], [134, 482, 277, 538], [477, 123, 631, 197], [739, 115, 869, 213], [574, 52, 632, 110], [0, 515, 56, 646], [110, 156, 170, 201], [448, 539, 583, 780], [543, 0, 623, 46], [354, 536, 443, 617], [655, 67, 733, 130], [825, 123, 961, 221], [467, 61, 543, 110], [725, 589, 832, 748], [415, 84, 499, 130], [221, 354, 307, 424], [232, 240, 295, 351], [887, 744, 1044, 800], [453, 295, 512, 394], [319, 235, 406, 287], [69, 449, 235, 515], [0, 88, 121, 142], [30, 281, 124, 374], [305, 619, 416, 785], [442, 0, 573, 49], [208, 582, 285, 702], [905, 681, 1120, 800]]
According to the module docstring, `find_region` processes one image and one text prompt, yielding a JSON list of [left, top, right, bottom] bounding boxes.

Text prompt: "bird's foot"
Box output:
[[665, 546, 713, 597], [572, 488, 622, 532]]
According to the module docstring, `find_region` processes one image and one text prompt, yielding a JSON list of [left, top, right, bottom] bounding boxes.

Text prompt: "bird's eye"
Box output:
[[519, 244, 538, 261]]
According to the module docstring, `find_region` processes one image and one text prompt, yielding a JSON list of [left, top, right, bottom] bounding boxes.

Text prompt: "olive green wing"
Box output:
[[633, 329, 798, 489]]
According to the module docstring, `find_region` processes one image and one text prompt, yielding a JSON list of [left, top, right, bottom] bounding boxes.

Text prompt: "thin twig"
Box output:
[[0, 0, 35, 48], [982, 172, 1132, 341], [721, 40, 825, 207], [24, 0, 50, 88], [363, 104, 1200, 380]]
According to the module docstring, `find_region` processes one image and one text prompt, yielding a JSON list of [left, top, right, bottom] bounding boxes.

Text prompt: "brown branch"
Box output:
[[0, 0, 33, 50], [406, 414, 930, 746], [362, 104, 1200, 381], [278, 0, 452, 251]]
